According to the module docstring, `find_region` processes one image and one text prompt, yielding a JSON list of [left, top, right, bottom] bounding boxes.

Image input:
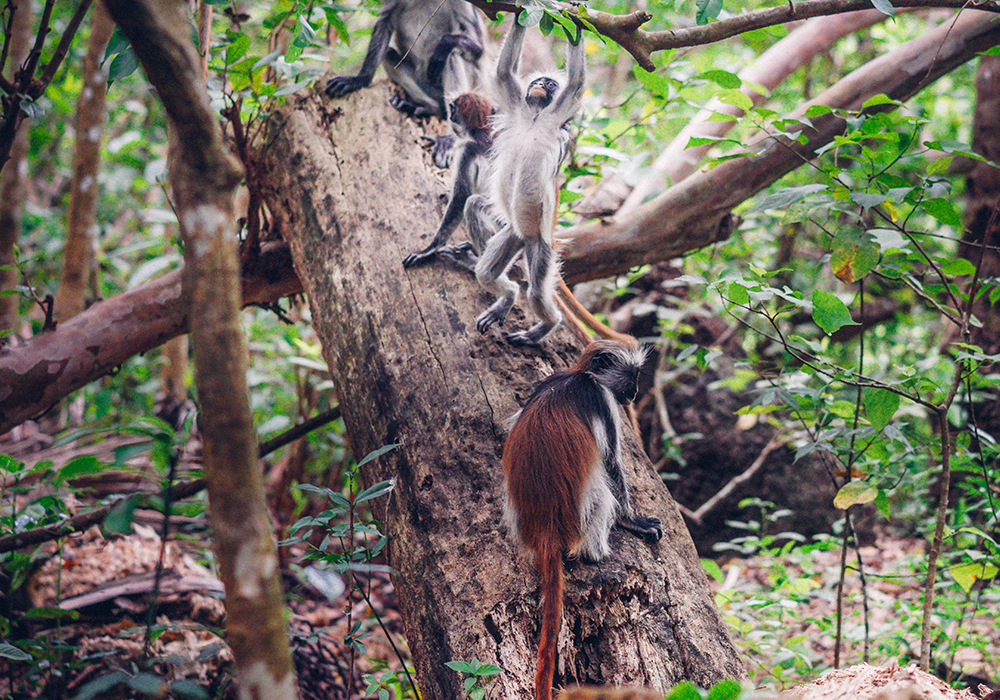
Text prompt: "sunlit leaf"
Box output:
[[833, 481, 878, 509], [812, 290, 858, 335]]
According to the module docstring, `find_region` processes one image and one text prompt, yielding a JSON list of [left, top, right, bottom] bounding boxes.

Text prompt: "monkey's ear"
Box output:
[[589, 350, 616, 374]]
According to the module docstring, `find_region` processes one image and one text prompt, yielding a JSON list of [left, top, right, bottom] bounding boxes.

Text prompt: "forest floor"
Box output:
[[1, 423, 997, 699]]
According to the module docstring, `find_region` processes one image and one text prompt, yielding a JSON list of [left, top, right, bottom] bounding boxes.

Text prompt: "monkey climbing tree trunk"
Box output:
[[257, 85, 745, 699]]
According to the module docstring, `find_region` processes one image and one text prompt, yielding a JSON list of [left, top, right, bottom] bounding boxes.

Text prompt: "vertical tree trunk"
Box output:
[[101, 1, 300, 698], [960, 55, 1000, 438], [55, 2, 115, 322], [0, 0, 32, 332], [258, 87, 745, 700]]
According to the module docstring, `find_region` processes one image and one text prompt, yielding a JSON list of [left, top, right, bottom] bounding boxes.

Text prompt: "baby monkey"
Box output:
[[502, 339, 663, 700]]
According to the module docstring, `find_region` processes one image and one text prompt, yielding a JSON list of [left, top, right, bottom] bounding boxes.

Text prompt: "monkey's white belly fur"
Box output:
[[490, 112, 569, 241]]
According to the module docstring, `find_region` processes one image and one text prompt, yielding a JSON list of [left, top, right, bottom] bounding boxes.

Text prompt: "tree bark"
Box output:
[[100, 2, 299, 698], [560, 10, 1000, 284], [257, 85, 745, 699], [0, 0, 32, 332], [54, 2, 115, 322]]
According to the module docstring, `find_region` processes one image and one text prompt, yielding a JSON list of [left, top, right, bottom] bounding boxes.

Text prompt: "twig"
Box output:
[[683, 434, 787, 525]]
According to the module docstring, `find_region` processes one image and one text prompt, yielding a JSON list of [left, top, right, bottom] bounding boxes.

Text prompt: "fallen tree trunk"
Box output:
[[256, 85, 745, 699], [0, 241, 300, 435]]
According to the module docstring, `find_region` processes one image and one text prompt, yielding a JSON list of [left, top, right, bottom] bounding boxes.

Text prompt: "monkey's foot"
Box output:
[[389, 92, 436, 118], [621, 515, 663, 542], [436, 243, 477, 273], [477, 298, 513, 334], [506, 322, 555, 346], [325, 75, 368, 99], [402, 247, 439, 269]]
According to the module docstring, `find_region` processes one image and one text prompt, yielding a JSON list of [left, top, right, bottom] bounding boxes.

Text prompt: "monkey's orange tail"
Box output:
[[535, 541, 564, 700], [556, 278, 637, 347]]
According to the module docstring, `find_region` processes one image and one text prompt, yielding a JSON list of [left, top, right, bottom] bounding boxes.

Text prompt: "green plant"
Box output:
[[444, 659, 503, 700]]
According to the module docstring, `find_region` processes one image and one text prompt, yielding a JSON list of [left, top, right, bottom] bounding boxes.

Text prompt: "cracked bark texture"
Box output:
[[257, 85, 745, 699]]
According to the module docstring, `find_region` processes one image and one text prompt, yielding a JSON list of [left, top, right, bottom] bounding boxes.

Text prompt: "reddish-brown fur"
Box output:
[[452, 92, 493, 136], [502, 386, 601, 700]]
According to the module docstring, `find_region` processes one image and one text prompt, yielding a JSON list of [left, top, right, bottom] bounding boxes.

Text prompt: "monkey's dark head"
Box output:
[[525, 77, 559, 109], [580, 340, 650, 406], [449, 92, 495, 132]]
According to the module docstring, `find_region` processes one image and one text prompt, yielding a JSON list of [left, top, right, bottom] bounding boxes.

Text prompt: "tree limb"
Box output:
[[559, 10, 1000, 283], [465, 0, 1000, 71], [0, 241, 300, 436]]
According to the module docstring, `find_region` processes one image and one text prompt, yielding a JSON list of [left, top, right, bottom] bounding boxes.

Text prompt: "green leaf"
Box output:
[[128, 672, 169, 695], [812, 290, 858, 335], [355, 479, 396, 504], [863, 387, 899, 432], [225, 34, 252, 64], [752, 184, 827, 211], [76, 671, 129, 700], [804, 104, 833, 118], [831, 225, 879, 283], [0, 642, 31, 661], [633, 66, 672, 99], [849, 191, 886, 210], [874, 489, 891, 519], [939, 258, 976, 276], [868, 228, 909, 253], [727, 282, 750, 306], [706, 679, 743, 700], [702, 559, 724, 583], [357, 443, 402, 468], [108, 47, 139, 83], [716, 89, 753, 113], [701, 70, 740, 89], [949, 562, 999, 593], [667, 681, 704, 700], [923, 198, 964, 228], [862, 93, 898, 108], [445, 661, 478, 674], [833, 481, 878, 509], [103, 496, 138, 535], [695, 0, 724, 24], [170, 680, 209, 700]]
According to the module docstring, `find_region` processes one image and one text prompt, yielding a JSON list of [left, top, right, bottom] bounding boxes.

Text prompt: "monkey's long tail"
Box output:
[[556, 278, 637, 347], [535, 541, 564, 700]]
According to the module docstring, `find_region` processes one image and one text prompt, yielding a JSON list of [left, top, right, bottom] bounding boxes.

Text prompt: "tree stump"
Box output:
[[257, 84, 745, 699]]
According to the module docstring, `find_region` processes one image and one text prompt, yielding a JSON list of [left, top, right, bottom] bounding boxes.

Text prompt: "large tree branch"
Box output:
[[465, 0, 1000, 71], [559, 9, 1000, 283], [0, 241, 300, 433]]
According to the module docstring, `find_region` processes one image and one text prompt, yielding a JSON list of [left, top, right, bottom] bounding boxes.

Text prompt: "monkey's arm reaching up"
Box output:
[[495, 18, 527, 112], [550, 27, 586, 121]]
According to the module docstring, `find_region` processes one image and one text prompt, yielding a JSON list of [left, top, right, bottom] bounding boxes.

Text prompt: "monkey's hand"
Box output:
[[325, 75, 370, 99], [477, 297, 514, 334], [431, 134, 455, 169], [620, 515, 662, 542]]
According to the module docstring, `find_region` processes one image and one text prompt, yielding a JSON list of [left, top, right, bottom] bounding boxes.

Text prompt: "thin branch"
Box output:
[[31, 0, 94, 96], [683, 434, 787, 525], [0, 407, 341, 554]]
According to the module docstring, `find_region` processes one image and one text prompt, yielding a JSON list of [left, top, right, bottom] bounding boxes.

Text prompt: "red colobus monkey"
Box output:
[[502, 340, 663, 700], [403, 89, 638, 347], [474, 16, 584, 346], [325, 0, 483, 167], [403, 93, 496, 269]]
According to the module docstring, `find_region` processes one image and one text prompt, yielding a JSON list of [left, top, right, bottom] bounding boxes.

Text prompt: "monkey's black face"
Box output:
[[525, 77, 558, 109], [611, 373, 640, 406]]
